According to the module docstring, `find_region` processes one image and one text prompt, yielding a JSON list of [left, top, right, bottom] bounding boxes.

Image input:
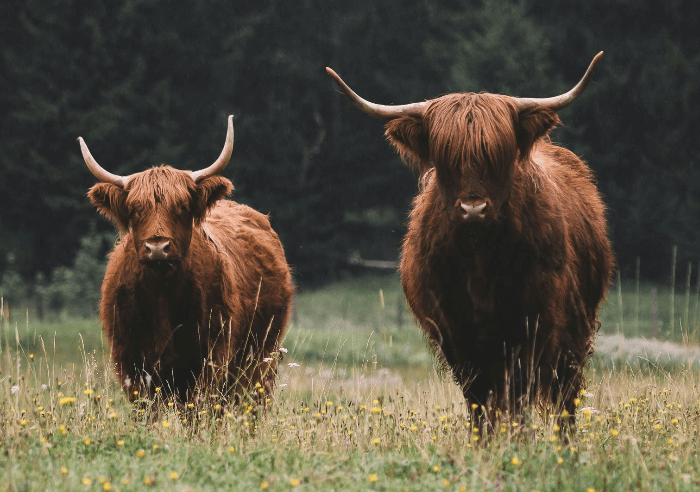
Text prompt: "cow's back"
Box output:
[[530, 142, 615, 315], [203, 200, 294, 345]]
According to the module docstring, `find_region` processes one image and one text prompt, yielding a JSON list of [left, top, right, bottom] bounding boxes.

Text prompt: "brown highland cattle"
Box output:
[[79, 116, 293, 403], [327, 53, 614, 422]]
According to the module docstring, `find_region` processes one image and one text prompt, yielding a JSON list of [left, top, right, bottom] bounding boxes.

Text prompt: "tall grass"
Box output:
[[2, 273, 700, 490]]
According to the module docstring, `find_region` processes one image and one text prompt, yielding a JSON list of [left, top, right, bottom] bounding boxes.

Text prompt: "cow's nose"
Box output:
[[458, 201, 488, 222], [144, 239, 171, 260]]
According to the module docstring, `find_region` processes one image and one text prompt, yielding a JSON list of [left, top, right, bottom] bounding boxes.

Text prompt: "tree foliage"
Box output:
[[1, 0, 698, 293]]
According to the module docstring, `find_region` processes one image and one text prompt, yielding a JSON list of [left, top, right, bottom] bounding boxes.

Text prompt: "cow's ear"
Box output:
[[516, 106, 560, 158], [193, 175, 233, 220], [88, 183, 129, 232], [385, 115, 430, 173]]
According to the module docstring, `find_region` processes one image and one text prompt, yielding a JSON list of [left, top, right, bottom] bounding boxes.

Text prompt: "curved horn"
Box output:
[[514, 52, 604, 111], [78, 137, 129, 188], [190, 115, 234, 183], [325, 67, 427, 120]]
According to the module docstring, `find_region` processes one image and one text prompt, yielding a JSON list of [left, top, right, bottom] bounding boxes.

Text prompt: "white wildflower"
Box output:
[[41, 384, 47, 391], [263, 357, 273, 362], [11, 385, 20, 394], [288, 362, 300, 368]]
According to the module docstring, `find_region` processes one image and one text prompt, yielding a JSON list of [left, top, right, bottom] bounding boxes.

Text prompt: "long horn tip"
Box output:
[[592, 51, 604, 66]]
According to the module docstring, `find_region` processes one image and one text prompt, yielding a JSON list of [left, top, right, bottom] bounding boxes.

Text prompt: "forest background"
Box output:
[[1, 0, 698, 316]]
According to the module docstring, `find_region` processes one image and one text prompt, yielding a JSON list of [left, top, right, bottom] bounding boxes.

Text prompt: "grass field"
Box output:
[[2, 274, 700, 491]]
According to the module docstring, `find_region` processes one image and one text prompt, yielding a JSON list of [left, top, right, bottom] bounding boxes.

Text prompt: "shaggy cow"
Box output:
[[79, 116, 293, 403], [327, 53, 614, 421]]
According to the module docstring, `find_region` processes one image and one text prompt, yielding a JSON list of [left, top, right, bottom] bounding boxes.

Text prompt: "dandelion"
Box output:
[[610, 429, 619, 437], [169, 472, 179, 480], [443, 479, 450, 487], [261, 481, 269, 489], [117, 440, 124, 446], [511, 457, 521, 466], [121, 478, 130, 485], [83, 389, 93, 396], [368, 474, 378, 483], [83, 439, 90, 445], [433, 465, 440, 472], [587, 489, 595, 492], [144, 477, 153, 485], [59, 425, 68, 436], [82, 477, 92, 486], [59, 397, 76, 406], [103, 483, 112, 491], [136, 449, 146, 458], [557, 457, 564, 464], [19, 419, 27, 426], [60, 466, 68, 475], [152, 444, 159, 452], [290, 478, 299, 487], [229, 446, 235, 453], [373, 438, 381, 445], [162, 421, 170, 429]]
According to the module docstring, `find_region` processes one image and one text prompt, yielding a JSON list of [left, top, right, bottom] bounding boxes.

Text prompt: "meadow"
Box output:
[[2, 273, 700, 491]]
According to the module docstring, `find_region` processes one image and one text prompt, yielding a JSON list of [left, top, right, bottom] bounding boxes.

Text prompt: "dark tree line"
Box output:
[[1, 0, 699, 297]]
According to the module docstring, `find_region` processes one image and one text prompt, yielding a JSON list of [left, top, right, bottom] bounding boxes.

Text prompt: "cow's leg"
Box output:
[[550, 349, 586, 430]]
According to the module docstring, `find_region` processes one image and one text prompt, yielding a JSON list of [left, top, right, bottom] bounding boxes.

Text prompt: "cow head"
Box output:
[[326, 53, 603, 226], [80, 116, 234, 267]]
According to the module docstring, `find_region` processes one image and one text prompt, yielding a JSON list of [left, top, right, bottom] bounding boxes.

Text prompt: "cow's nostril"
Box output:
[[144, 240, 171, 259], [459, 201, 488, 221]]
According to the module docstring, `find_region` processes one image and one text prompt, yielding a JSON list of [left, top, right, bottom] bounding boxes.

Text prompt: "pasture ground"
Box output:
[[1, 274, 700, 491]]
